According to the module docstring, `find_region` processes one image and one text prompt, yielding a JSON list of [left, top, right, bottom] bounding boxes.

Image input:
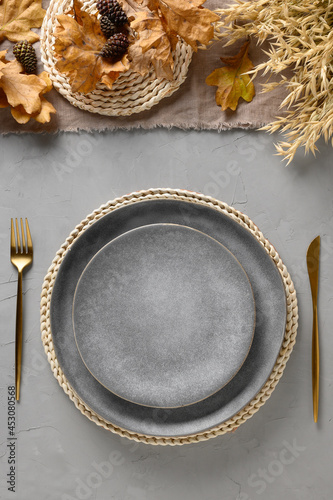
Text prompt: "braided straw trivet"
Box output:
[[40, 0, 193, 116], [40, 188, 298, 445]]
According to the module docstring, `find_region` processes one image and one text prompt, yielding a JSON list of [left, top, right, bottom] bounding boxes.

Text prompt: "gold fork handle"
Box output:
[[15, 270, 23, 401], [312, 306, 319, 423]]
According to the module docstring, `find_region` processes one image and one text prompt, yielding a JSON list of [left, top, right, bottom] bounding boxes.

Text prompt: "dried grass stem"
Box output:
[[215, 0, 333, 163]]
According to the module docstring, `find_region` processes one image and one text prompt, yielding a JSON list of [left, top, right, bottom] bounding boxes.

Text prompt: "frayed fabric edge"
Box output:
[[0, 121, 268, 136]]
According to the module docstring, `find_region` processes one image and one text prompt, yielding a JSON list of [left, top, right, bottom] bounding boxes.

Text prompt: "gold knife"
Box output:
[[306, 235, 320, 423]]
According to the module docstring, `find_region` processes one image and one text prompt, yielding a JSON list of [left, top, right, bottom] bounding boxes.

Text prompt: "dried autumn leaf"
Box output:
[[11, 96, 56, 123], [119, 0, 149, 19], [10, 71, 56, 123], [0, 0, 45, 43], [0, 87, 9, 107], [0, 51, 9, 107], [35, 97, 56, 123], [206, 41, 255, 111], [10, 105, 31, 123], [0, 52, 56, 123], [129, 10, 174, 80], [54, 0, 130, 93], [148, 0, 220, 51], [38, 70, 53, 93], [100, 72, 122, 88], [0, 59, 46, 114], [0, 50, 8, 62]]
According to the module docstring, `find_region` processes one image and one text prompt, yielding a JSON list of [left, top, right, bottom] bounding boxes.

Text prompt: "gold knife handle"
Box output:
[[312, 305, 319, 423], [15, 271, 23, 401]]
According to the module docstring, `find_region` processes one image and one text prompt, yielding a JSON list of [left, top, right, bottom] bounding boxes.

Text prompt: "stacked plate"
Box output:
[[45, 189, 295, 442]]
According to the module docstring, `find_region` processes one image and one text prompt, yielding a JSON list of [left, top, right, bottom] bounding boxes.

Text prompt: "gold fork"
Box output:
[[10, 218, 33, 401]]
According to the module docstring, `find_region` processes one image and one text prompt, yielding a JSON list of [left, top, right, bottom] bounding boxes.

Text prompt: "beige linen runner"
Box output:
[[0, 0, 285, 134]]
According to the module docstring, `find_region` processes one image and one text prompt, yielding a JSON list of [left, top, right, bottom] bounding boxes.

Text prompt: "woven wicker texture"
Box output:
[[40, 0, 193, 116], [40, 188, 298, 445]]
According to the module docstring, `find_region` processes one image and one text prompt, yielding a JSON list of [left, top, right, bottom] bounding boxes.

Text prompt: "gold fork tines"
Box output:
[[10, 218, 33, 401]]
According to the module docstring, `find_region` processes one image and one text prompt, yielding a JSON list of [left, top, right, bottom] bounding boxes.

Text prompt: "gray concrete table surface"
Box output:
[[0, 128, 332, 500]]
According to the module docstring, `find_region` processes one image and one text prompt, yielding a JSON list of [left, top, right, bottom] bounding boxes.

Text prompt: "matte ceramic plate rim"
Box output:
[[72, 222, 256, 409], [50, 198, 287, 437]]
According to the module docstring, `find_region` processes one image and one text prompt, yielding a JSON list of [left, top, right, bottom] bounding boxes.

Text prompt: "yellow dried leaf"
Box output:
[[54, 1, 130, 93], [38, 71, 53, 93], [0, 59, 46, 114], [0, 0, 45, 43], [33, 97, 56, 123], [148, 0, 220, 51], [10, 105, 31, 123], [129, 10, 174, 80], [0, 50, 8, 62], [206, 41, 255, 111], [0, 52, 56, 124], [11, 96, 56, 124], [0, 51, 10, 107], [100, 71, 121, 89], [119, 0, 148, 18]]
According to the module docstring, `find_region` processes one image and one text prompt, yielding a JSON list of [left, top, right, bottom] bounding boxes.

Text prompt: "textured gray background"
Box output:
[[0, 128, 332, 500]]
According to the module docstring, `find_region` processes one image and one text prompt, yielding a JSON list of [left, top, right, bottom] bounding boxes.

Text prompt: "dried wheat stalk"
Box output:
[[215, 0, 333, 163]]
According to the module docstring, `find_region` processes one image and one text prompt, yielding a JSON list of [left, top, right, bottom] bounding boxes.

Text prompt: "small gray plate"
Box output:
[[73, 224, 255, 408], [50, 199, 287, 437]]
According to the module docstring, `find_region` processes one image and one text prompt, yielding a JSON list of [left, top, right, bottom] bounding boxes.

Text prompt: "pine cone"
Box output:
[[96, 0, 110, 17], [108, 0, 128, 26], [96, 0, 128, 26], [13, 40, 37, 74], [100, 33, 129, 59], [100, 15, 117, 38]]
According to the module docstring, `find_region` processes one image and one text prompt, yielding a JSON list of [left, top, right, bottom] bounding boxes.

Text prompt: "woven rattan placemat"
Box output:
[[0, 0, 287, 134], [40, 188, 298, 445], [41, 0, 194, 116]]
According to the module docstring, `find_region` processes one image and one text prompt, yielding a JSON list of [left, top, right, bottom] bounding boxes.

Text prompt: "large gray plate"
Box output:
[[73, 223, 255, 409], [50, 199, 287, 437]]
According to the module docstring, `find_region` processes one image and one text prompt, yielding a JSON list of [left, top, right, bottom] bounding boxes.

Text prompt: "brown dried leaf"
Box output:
[[119, 0, 149, 19], [54, 1, 130, 93], [11, 96, 56, 123], [0, 0, 45, 43], [0, 87, 9, 107], [38, 71, 53, 94], [148, 0, 220, 51], [129, 10, 174, 80], [0, 50, 8, 62], [100, 71, 122, 89], [0, 59, 46, 114], [0, 52, 13, 107], [206, 41, 255, 111], [34, 97, 56, 123], [0, 51, 56, 123], [10, 105, 31, 123], [11, 71, 56, 124]]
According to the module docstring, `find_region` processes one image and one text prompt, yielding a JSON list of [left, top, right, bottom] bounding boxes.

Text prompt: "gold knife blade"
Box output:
[[306, 235, 320, 423]]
